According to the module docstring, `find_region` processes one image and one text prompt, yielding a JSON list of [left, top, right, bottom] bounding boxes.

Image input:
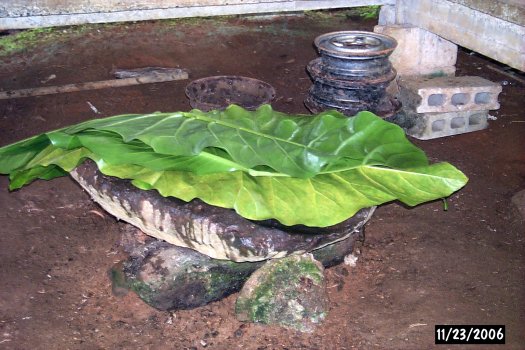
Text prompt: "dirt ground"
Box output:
[[0, 12, 524, 350]]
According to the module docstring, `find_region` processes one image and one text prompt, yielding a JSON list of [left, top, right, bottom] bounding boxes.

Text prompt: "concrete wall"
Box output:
[[0, 0, 394, 29], [2, 0, 278, 16]]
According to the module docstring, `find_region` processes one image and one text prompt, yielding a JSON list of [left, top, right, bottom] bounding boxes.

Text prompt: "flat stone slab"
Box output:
[[71, 160, 375, 262]]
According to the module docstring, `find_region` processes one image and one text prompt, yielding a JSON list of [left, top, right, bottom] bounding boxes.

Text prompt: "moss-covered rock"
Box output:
[[112, 241, 263, 310], [235, 254, 327, 332], [111, 227, 362, 311]]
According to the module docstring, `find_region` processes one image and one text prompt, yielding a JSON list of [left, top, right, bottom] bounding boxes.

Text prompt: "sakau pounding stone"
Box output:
[[71, 160, 375, 262]]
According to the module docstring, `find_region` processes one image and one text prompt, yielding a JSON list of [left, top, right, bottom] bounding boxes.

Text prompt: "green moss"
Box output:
[[427, 71, 448, 78], [235, 263, 277, 324], [304, 6, 380, 20], [236, 256, 324, 324], [345, 6, 381, 20], [110, 264, 129, 293], [0, 28, 55, 55], [0, 22, 122, 57], [161, 15, 238, 28], [204, 262, 259, 299], [250, 277, 275, 323], [275, 256, 323, 284], [127, 278, 156, 305]]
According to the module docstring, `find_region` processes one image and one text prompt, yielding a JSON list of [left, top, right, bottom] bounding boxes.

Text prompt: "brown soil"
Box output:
[[1, 13, 524, 350]]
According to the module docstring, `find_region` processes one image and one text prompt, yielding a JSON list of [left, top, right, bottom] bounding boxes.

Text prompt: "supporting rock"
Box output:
[[388, 75, 502, 139], [111, 223, 364, 311], [235, 254, 327, 333], [114, 241, 263, 310]]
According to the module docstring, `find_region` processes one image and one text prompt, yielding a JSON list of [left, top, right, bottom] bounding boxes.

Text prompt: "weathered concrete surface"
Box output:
[[374, 24, 457, 77], [0, 0, 395, 29], [2, 0, 279, 16], [391, 0, 525, 71], [112, 224, 363, 310], [235, 254, 327, 332], [379, 1, 525, 27], [449, 0, 525, 26]]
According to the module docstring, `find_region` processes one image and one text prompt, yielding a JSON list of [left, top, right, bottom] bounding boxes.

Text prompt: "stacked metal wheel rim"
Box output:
[[305, 31, 400, 117]]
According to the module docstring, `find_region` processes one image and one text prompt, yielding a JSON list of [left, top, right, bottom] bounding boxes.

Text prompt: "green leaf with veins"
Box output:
[[0, 105, 468, 227]]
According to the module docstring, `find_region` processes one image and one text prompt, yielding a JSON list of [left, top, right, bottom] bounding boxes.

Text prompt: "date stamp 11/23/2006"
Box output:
[[435, 325, 505, 345]]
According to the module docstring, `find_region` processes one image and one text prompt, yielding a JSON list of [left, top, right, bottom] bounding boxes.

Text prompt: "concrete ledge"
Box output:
[[395, 0, 525, 71], [449, 0, 525, 26], [0, 0, 395, 30]]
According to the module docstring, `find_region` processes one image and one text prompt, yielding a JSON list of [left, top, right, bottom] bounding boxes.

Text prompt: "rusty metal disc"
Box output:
[[307, 58, 397, 85], [314, 31, 397, 59], [185, 76, 276, 112]]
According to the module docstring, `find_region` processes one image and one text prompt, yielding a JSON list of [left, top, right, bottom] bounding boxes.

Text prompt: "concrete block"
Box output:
[[398, 76, 502, 113], [403, 110, 489, 140], [374, 24, 457, 77]]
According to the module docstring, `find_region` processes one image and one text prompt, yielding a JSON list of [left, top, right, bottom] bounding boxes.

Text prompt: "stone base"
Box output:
[[112, 225, 364, 311]]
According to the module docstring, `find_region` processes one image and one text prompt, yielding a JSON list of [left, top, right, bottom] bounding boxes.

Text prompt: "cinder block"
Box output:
[[398, 76, 502, 113], [373, 25, 457, 77], [402, 110, 489, 140]]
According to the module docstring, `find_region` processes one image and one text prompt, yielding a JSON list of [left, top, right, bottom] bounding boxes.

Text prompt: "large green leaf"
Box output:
[[55, 130, 251, 174], [59, 105, 429, 177], [6, 144, 466, 226], [9, 165, 68, 190], [0, 105, 468, 227], [0, 134, 51, 173], [8, 145, 91, 190], [96, 161, 467, 227], [1, 105, 429, 178]]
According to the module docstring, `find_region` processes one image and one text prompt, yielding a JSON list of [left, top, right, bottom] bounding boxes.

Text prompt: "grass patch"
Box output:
[[304, 6, 380, 20], [346, 6, 381, 19], [0, 23, 120, 57], [0, 28, 57, 56]]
